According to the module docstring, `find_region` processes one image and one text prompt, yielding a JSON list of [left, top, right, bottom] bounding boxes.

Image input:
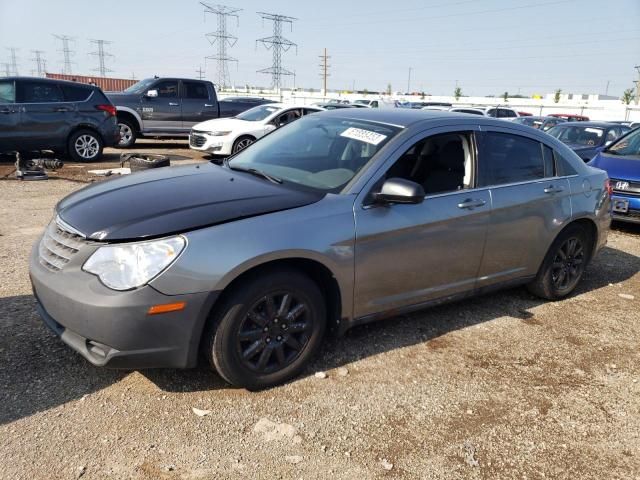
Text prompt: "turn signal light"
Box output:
[[147, 302, 186, 315]]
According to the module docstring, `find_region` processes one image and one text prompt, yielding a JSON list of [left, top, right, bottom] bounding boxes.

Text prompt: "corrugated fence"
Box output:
[[45, 73, 137, 92]]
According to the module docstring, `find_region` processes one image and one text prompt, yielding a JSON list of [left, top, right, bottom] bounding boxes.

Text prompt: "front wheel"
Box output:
[[527, 225, 591, 300], [232, 136, 254, 154], [206, 269, 326, 390], [67, 129, 104, 162], [116, 119, 137, 148]]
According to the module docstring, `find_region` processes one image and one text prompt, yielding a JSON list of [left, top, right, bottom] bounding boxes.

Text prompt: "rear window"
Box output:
[[0, 81, 15, 103], [182, 81, 209, 100], [61, 85, 92, 102]]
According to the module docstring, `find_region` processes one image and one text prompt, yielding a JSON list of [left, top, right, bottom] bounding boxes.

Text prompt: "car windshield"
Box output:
[[123, 78, 157, 94], [547, 125, 605, 146], [236, 104, 281, 121], [227, 115, 401, 192], [607, 128, 640, 157]]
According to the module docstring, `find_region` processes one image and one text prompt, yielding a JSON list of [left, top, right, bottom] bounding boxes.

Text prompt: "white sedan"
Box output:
[[189, 103, 324, 155]]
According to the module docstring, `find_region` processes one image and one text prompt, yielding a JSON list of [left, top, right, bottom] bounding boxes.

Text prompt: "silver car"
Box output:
[[30, 109, 611, 389]]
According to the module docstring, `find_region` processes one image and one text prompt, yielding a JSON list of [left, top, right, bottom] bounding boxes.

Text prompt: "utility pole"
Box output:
[[202, 3, 241, 90], [196, 65, 206, 80], [89, 39, 114, 77], [256, 12, 297, 91], [605, 80, 610, 96], [319, 48, 330, 95], [635, 66, 640, 105], [53, 35, 75, 75], [407, 67, 412, 94], [7, 48, 19, 76], [31, 50, 46, 77]]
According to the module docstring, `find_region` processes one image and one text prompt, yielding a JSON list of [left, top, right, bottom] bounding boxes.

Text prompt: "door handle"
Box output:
[[169, 102, 180, 106], [457, 198, 487, 210], [543, 185, 564, 194], [55, 107, 71, 112], [0, 107, 15, 114], [204, 103, 213, 107]]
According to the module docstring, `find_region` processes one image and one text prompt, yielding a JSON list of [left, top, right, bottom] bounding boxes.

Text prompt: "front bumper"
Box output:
[[611, 193, 640, 224], [29, 240, 218, 369]]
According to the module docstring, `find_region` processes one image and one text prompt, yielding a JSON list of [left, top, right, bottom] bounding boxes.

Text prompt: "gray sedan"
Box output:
[[30, 110, 611, 389]]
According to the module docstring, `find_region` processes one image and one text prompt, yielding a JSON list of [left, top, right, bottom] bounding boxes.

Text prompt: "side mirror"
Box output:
[[604, 140, 613, 147], [375, 178, 425, 205], [145, 89, 158, 98]]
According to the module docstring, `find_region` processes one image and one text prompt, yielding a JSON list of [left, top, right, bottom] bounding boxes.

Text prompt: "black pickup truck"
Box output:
[[106, 77, 274, 147]]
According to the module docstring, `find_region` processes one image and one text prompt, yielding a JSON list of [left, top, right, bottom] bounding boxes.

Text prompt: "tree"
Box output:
[[503, 91, 509, 102], [363, 88, 369, 96], [454, 86, 462, 101], [554, 89, 562, 104], [386, 83, 392, 96], [420, 91, 426, 100], [621, 88, 635, 105]]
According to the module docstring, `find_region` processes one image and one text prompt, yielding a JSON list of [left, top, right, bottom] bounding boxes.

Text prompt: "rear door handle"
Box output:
[[204, 103, 213, 107], [457, 198, 487, 210], [169, 102, 180, 106], [544, 185, 564, 194], [55, 107, 72, 112]]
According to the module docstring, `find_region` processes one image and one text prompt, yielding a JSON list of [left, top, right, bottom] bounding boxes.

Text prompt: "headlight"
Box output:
[[83, 236, 186, 291], [207, 131, 231, 136]]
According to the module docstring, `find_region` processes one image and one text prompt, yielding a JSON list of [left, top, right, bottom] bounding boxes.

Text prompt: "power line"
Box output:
[[31, 50, 46, 77], [256, 12, 297, 91], [319, 48, 330, 94], [6, 48, 19, 76], [202, 2, 241, 90], [53, 35, 76, 75], [89, 39, 114, 77]]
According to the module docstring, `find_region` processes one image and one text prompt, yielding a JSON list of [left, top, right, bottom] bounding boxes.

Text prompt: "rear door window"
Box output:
[[61, 85, 92, 102], [182, 81, 209, 100], [18, 81, 64, 103], [478, 132, 545, 186], [0, 81, 15, 103]]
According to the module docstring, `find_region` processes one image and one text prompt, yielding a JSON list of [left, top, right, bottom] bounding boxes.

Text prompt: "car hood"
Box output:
[[56, 163, 324, 241], [192, 118, 257, 132], [589, 152, 640, 182]]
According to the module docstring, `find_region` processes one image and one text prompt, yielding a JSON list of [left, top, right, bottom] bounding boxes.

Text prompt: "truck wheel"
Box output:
[[205, 268, 326, 390], [117, 119, 137, 148], [68, 129, 103, 162], [232, 136, 254, 154]]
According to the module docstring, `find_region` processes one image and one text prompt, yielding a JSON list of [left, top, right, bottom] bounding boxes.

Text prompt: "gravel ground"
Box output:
[[0, 145, 639, 479]]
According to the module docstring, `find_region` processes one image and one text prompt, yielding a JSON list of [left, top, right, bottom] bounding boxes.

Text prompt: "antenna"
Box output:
[[201, 3, 241, 90], [53, 35, 76, 74], [256, 12, 297, 91], [89, 39, 114, 77], [31, 50, 46, 77]]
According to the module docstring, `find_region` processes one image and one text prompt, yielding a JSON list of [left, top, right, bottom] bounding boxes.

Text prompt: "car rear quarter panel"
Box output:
[[149, 194, 357, 319]]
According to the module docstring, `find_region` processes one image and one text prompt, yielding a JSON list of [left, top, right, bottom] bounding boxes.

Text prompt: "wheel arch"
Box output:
[[116, 108, 142, 133]]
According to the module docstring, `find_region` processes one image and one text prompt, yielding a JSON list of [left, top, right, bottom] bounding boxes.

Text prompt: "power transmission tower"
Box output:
[[256, 12, 297, 91], [319, 48, 330, 95], [635, 65, 640, 105], [202, 3, 241, 90], [1, 63, 11, 77], [53, 35, 76, 74], [196, 65, 206, 80], [7, 48, 19, 76], [31, 50, 46, 77], [89, 39, 114, 77]]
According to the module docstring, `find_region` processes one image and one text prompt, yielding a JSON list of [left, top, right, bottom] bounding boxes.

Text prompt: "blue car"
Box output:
[[547, 122, 630, 162], [588, 127, 640, 224]]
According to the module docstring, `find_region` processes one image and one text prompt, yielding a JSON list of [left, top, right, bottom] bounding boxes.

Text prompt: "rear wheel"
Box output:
[[205, 269, 326, 390], [527, 225, 591, 300], [67, 129, 103, 162], [232, 136, 254, 154]]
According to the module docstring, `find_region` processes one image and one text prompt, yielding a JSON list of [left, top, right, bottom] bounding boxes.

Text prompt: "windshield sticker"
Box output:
[[340, 127, 387, 145]]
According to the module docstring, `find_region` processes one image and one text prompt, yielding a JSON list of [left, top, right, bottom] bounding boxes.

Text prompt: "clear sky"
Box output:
[[1, 0, 639, 96]]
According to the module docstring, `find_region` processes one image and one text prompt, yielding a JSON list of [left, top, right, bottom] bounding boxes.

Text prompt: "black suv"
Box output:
[[0, 77, 118, 162]]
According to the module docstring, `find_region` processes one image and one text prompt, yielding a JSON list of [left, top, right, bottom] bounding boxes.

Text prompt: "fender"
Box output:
[[115, 106, 143, 130]]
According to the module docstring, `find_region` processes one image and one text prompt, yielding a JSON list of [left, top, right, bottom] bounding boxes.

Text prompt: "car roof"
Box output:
[[550, 121, 621, 129], [1, 76, 96, 88]]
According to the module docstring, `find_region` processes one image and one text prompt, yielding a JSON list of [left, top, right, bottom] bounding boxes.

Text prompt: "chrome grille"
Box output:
[[38, 219, 87, 272], [190, 133, 207, 148], [610, 178, 640, 196]]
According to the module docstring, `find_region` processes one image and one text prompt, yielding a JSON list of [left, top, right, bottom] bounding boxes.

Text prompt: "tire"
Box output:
[[205, 269, 326, 390], [67, 129, 104, 162], [116, 119, 137, 148], [124, 153, 170, 172], [232, 136, 255, 154], [527, 224, 592, 300]]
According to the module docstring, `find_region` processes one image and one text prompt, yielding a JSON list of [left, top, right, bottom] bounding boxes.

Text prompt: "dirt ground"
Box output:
[[0, 143, 639, 479]]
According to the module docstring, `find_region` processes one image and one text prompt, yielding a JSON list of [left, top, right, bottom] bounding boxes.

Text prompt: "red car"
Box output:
[[548, 113, 589, 122]]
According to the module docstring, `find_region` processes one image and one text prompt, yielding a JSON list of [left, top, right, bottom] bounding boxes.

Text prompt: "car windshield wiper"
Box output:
[[227, 164, 283, 184]]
